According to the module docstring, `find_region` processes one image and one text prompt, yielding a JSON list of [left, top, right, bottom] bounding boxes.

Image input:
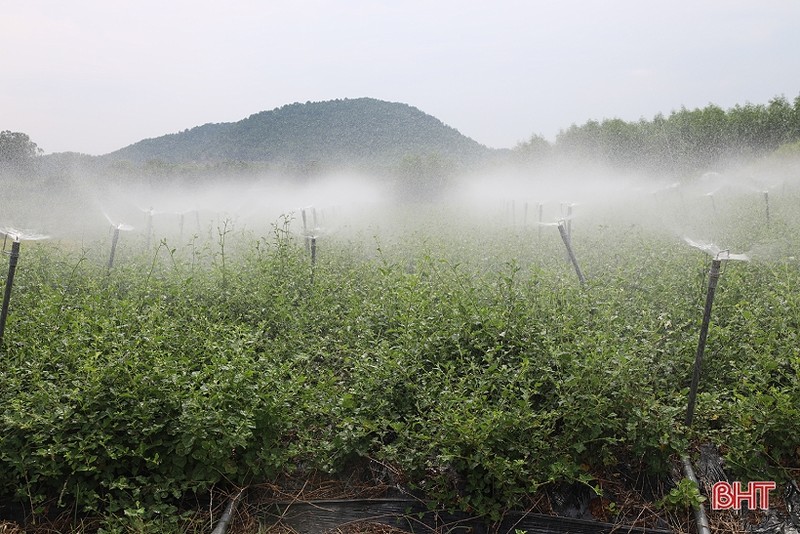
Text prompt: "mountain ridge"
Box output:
[[101, 98, 496, 171]]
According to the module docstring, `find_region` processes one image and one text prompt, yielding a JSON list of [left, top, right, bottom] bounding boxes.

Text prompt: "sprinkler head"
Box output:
[[0, 227, 50, 242], [683, 237, 750, 262]]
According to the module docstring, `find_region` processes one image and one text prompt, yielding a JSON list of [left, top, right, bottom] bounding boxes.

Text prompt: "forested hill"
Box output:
[[102, 98, 494, 170]]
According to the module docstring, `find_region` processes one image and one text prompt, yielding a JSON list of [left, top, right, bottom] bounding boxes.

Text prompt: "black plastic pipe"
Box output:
[[0, 240, 21, 348], [681, 455, 712, 534], [211, 488, 246, 534]]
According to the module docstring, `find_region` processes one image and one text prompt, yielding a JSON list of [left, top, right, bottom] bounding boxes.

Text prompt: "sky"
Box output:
[[2, 0, 800, 156]]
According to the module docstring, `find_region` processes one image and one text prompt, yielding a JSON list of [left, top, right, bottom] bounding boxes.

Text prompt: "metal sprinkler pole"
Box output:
[[537, 203, 543, 241], [310, 236, 317, 284], [108, 227, 121, 271], [0, 240, 21, 348], [685, 258, 722, 428], [764, 191, 770, 227], [557, 222, 586, 286], [302, 209, 309, 252]]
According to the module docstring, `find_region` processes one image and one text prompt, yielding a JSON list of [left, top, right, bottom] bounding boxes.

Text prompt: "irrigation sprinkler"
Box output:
[[683, 238, 749, 428], [0, 227, 49, 348], [742, 180, 780, 227], [105, 221, 135, 271], [539, 218, 585, 285], [557, 221, 586, 286]]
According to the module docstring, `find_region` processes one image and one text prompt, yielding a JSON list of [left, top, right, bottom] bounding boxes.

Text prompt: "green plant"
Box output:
[[657, 478, 707, 511]]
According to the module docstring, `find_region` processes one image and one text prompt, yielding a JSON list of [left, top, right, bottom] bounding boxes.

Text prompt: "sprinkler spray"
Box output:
[[561, 203, 576, 241], [683, 238, 749, 427], [705, 192, 717, 215], [0, 228, 49, 348], [566, 204, 573, 240]]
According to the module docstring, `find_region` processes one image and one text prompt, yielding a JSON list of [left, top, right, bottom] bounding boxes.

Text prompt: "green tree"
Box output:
[[0, 130, 42, 162], [513, 133, 551, 163]]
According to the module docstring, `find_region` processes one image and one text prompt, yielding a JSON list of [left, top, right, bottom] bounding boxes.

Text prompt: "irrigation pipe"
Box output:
[[681, 455, 711, 534], [210, 487, 246, 534]]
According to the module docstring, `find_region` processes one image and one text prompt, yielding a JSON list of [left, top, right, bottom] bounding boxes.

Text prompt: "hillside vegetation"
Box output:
[[102, 98, 494, 173]]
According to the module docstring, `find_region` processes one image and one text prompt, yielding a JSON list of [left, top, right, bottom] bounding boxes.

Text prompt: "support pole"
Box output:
[[302, 209, 309, 252], [557, 222, 586, 286], [537, 203, 543, 241], [685, 259, 722, 428], [310, 236, 317, 284], [108, 227, 120, 271], [0, 240, 21, 348]]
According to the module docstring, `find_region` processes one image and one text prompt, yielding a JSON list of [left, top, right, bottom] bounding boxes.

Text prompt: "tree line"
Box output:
[[514, 94, 800, 175], [4, 94, 800, 181]]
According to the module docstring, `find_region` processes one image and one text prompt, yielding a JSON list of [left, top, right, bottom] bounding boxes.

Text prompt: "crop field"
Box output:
[[1, 170, 800, 533]]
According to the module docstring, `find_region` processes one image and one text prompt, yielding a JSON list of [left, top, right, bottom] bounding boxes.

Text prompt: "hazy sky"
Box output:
[[3, 0, 799, 156]]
